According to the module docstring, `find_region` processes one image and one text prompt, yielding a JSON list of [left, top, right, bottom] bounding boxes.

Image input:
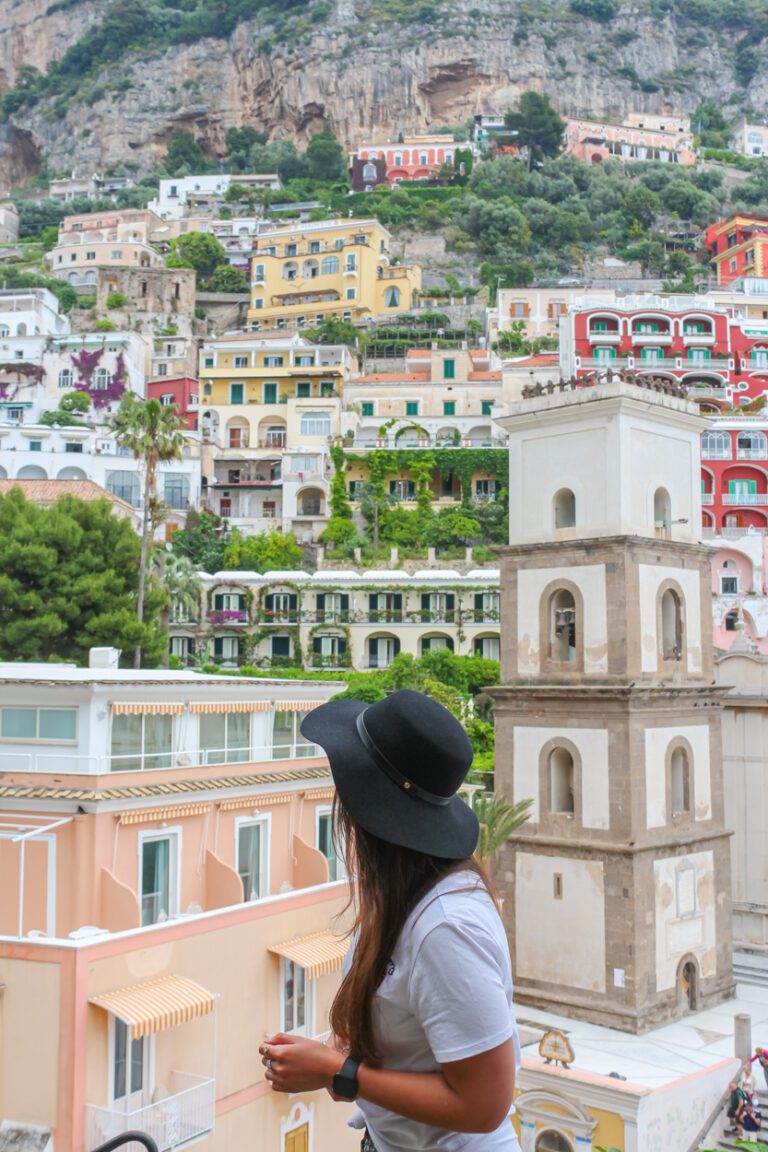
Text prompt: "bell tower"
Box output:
[[491, 374, 734, 1032]]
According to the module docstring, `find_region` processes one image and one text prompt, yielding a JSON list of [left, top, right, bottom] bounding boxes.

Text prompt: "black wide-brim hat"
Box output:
[[301, 689, 479, 860]]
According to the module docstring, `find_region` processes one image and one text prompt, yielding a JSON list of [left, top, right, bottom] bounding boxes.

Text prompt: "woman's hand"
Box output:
[[259, 1033, 345, 1094]]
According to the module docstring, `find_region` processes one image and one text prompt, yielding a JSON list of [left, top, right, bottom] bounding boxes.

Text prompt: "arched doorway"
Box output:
[[678, 955, 699, 1012]]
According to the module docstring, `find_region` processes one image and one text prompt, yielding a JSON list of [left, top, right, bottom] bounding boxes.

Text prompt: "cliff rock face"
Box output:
[[1, 0, 767, 183]]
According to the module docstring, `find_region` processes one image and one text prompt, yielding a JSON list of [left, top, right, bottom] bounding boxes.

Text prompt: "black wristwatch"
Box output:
[[332, 1055, 361, 1100]]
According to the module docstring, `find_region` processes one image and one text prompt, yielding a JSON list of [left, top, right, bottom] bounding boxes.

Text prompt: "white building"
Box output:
[[0, 423, 202, 527], [150, 174, 282, 221], [0, 288, 70, 369], [733, 121, 768, 157], [168, 567, 501, 669]]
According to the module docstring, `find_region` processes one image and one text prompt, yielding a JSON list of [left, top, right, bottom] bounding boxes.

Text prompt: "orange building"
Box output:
[[705, 213, 768, 286]]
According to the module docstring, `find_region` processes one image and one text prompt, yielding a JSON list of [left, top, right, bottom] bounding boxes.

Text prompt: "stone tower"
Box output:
[[491, 375, 734, 1033]]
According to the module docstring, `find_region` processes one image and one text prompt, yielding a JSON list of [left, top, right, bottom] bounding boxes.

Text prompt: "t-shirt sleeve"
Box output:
[[408, 919, 516, 1064]]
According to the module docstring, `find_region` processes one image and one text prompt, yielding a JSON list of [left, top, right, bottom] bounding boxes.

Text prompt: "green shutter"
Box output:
[[406, 401, 418, 416], [230, 383, 244, 404], [443, 401, 455, 416], [362, 402, 374, 416], [481, 400, 492, 415], [297, 382, 310, 398], [264, 382, 277, 403], [443, 359, 455, 379], [729, 479, 757, 494]]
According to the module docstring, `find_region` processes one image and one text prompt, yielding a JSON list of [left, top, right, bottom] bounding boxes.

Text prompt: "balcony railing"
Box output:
[[701, 492, 715, 505], [682, 331, 715, 344], [723, 492, 768, 505], [736, 448, 768, 460], [631, 330, 672, 344], [0, 741, 322, 775], [702, 526, 768, 538], [690, 386, 728, 400], [579, 357, 629, 369], [87, 1072, 214, 1152], [586, 329, 620, 342]]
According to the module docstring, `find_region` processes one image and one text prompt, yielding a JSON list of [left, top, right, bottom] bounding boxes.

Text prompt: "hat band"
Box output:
[[355, 711, 453, 807]]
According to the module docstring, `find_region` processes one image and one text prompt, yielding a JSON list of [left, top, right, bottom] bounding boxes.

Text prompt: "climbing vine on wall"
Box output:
[[345, 448, 508, 502]]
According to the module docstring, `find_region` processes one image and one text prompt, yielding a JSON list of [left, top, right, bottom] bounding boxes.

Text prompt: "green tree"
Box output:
[[570, 0, 618, 20], [305, 128, 347, 181], [113, 394, 185, 667], [692, 100, 732, 149], [171, 509, 228, 573], [166, 232, 226, 281], [165, 130, 207, 173], [0, 489, 163, 665], [39, 389, 92, 427], [473, 792, 533, 865], [504, 92, 566, 167], [357, 479, 396, 553], [304, 316, 363, 348], [222, 529, 303, 572], [207, 264, 249, 293], [153, 550, 201, 665], [622, 184, 661, 229]]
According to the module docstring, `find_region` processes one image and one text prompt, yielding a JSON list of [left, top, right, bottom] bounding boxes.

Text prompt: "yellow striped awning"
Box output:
[[269, 930, 349, 980], [275, 701, 326, 713], [90, 974, 216, 1039], [189, 701, 271, 714], [219, 793, 294, 811], [119, 802, 212, 825], [111, 702, 185, 715]]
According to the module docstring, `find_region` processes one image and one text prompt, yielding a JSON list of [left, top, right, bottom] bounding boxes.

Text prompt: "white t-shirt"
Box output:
[[345, 869, 522, 1152]]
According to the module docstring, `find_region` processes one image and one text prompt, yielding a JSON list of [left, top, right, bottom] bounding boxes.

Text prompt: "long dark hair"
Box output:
[[329, 795, 491, 1065]]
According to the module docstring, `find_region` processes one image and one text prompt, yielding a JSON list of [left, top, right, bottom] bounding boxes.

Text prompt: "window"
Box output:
[[316, 808, 346, 881], [738, 430, 767, 457], [751, 348, 768, 368], [264, 382, 278, 404], [473, 592, 499, 621], [155, 363, 168, 376], [111, 250, 123, 260], [725, 609, 739, 632], [281, 959, 312, 1035], [271, 634, 291, 658], [654, 487, 671, 529], [553, 488, 576, 529], [308, 240, 321, 254], [286, 243, 297, 256], [701, 430, 731, 459], [361, 402, 374, 417], [345, 254, 357, 272], [296, 381, 311, 398], [111, 713, 173, 771], [473, 635, 500, 660], [443, 359, 455, 380], [549, 747, 575, 814], [670, 746, 691, 816], [253, 264, 265, 282], [321, 255, 339, 275], [236, 818, 268, 901], [362, 162, 378, 182], [264, 591, 297, 620], [214, 636, 240, 663], [264, 355, 284, 368], [0, 707, 77, 742], [163, 472, 190, 510], [93, 367, 109, 390], [234, 355, 248, 368], [346, 287, 356, 300], [321, 380, 335, 397], [272, 710, 314, 759], [721, 570, 738, 594], [549, 588, 577, 663], [368, 592, 402, 622], [111, 1018, 146, 1106], [58, 368, 72, 389], [230, 382, 244, 405], [661, 588, 683, 660], [200, 711, 250, 765], [64, 442, 83, 454], [203, 356, 214, 369], [385, 286, 401, 308], [481, 399, 493, 416], [443, 401, 456, 416], [106, 471, 140, 506], [139, 831, 179, 925], [300, 411, 331, 436]]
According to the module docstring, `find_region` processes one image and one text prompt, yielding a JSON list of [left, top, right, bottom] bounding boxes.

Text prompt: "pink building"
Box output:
[[147, 376, 199, 430], [350, 135, 458, 184], [565, 116, 696, 166], [708, 529, 768, 654], [0, 650, 358, 1152]]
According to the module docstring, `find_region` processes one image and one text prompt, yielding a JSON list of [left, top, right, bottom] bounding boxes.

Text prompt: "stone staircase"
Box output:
[[710, 1088, 768, 1150], [734, 951, 768, 988]]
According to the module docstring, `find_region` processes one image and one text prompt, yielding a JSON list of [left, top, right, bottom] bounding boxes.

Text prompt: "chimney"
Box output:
[[88, 647, 121, 669]]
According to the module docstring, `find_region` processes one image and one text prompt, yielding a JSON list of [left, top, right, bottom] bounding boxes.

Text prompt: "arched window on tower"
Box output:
[[549, 747, 575, 814], [670, 746, 691, 816], [549, 589, 577, 663], [661, 588, 683, 661], [654, 487, 672, 531], [553, 488, 576, 529]]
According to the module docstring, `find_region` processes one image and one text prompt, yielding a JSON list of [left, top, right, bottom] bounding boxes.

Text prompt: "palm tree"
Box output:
[[153, 550, 201, 667], [114, 394, 186, 667], [472, 791, 533, 867]]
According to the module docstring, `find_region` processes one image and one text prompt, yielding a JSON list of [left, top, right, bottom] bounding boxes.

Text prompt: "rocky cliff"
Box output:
[[1, 0, 767, 186]]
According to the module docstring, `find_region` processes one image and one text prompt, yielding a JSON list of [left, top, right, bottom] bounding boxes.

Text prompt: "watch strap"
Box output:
[[333, 1054, 361, 1099]]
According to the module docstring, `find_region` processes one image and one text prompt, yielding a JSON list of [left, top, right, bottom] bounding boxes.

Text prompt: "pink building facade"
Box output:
[[565, 117, 696, 166], [0, 652, 358, 1152], [350, 136, 457, 184]]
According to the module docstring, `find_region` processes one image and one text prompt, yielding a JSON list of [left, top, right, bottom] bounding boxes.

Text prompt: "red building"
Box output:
[[349, 136, 457, 185], [701, 418, 768, 533], [147, 376, 199, 430], [563, 301, 768, 405], [705, 214, 768, 286]]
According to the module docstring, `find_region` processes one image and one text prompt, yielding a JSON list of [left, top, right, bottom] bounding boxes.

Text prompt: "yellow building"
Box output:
[[248, 218, 421, 331]]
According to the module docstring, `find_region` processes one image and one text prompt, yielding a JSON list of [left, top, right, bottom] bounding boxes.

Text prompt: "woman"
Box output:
[[259, 689, 522, 1151]]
